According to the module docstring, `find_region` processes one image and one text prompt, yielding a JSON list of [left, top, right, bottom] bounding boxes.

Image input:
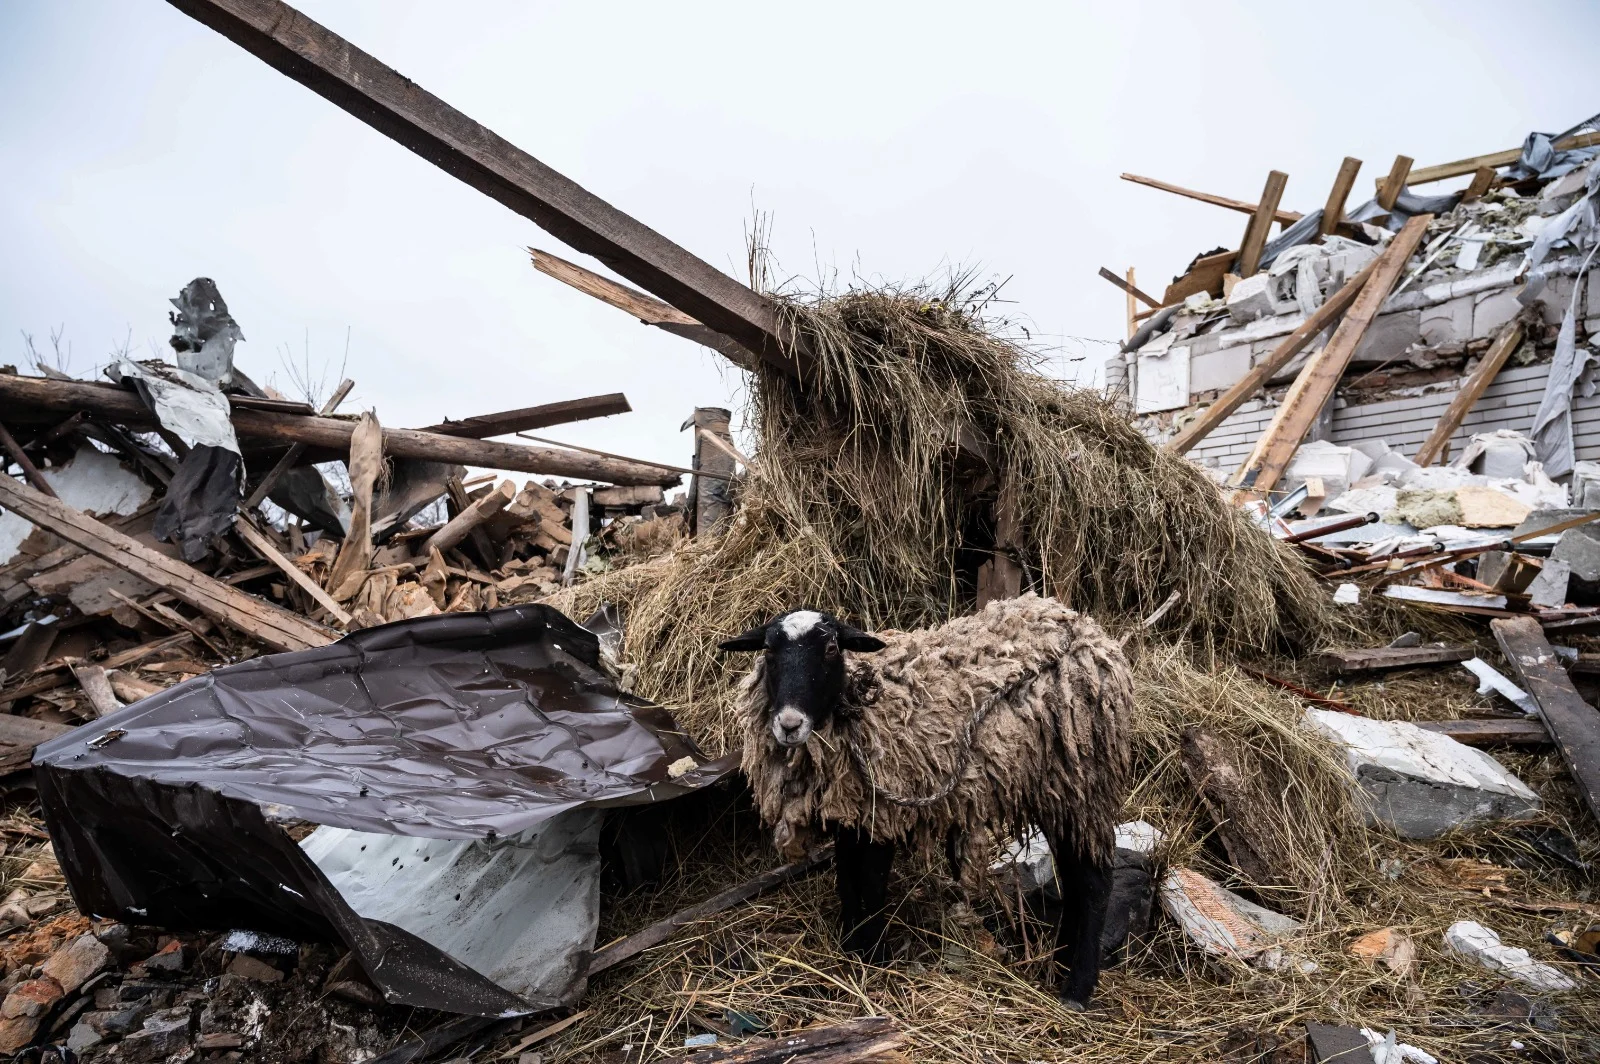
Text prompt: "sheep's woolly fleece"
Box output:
[[739, 594, 1134, 885]]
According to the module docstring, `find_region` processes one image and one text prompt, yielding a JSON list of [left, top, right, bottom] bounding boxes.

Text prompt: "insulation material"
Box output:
[[33, 605, 735, 1016], [0, 443, 153, 565]]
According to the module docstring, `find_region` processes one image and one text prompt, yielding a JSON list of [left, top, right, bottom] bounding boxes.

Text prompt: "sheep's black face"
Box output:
[[719, 610, 885, 747]]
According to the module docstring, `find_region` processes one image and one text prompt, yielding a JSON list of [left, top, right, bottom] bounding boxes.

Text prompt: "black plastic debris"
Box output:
[[153, 444, 242, 562], [34, 605, 734, 1016]]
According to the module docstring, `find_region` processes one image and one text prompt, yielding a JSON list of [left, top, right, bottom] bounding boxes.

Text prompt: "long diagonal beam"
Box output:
[[165, 0, 807, 378]]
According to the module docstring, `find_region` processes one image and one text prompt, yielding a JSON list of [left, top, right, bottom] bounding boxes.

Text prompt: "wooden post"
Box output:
[[976, 484, 1024, 607], [165, 0, 805, 376], [684, 407, 736, 537], [1125, 267, 1139, 339], [1414, 319, 1524, 467], [1319, 157, 1363, 237], [1376, 155, 1414, 212], [1232, 214, 1431, 493], [1237, 171, 1289, 277], [1461, 165, 1497, 204], [327, 412, 383, 601], [418, 392, 631, 438], [424, 479, 514, 555]]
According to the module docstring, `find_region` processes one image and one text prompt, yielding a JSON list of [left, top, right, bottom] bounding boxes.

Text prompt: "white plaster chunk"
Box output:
[[1226, 274, 1277, 324], [1304, 708, 1540, 838], [0, 443, 156, 565], [1443, 920, 1578, 992]]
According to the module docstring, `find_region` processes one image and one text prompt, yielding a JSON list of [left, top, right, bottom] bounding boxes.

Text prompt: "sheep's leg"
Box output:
[[1051, 843, 1110, 1008], [944, 824, 964, 882], [834, 826, 895, 963]]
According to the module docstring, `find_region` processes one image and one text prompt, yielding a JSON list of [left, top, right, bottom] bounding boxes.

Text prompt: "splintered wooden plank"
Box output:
[[166, 0, 803, 377], [233, 517, 352, 626], [1416, 719, 1551, 747], [1097, 266, 1160, 309], [529, 248, 761, 370], [418, 392, 631, 439], [1168, 253, 1383, 455], [1119, 173, 1302, 225], [1159, 249, 1238, 306], [1231, 214, 1431, 492], [1461, 165, 1497, 203], [0, 476, 337, 654], [1237, 171, 1289, 277], [1319, 157, 1363, 236], [1414, 320, 1524, 466], [1376, 154, 1414, 211], [1320, 645, 1474, 674], [1492, 615, 1600, 824]]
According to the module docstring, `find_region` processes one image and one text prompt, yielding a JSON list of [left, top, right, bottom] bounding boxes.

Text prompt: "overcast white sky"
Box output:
[[4, 0, 1599, 470]]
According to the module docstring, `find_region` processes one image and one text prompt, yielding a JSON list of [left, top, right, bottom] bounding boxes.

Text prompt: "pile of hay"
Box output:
[[552, 282, 1331, 753]]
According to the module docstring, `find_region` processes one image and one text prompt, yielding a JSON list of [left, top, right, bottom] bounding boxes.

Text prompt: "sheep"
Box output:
[[718, 592, 1135, 1007]]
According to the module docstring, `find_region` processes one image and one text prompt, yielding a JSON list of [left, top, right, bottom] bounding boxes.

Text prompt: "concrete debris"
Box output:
[[1305, 708, 1540, 838], [1460, 656, 1539, 715], [1443, 920, 1579, 992], [1158, 867, 1315, 972]]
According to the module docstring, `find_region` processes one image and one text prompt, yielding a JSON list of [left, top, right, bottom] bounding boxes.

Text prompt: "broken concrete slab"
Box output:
[[1305, 708, 1540, 838], [1158, 866, 1307, 969]]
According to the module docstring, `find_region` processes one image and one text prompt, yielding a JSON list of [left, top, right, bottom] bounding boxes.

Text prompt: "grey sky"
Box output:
[[4, 0, 1598, 470]]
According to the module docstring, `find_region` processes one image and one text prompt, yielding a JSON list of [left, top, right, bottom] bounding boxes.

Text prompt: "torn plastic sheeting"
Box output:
[[1504, 113, 1600, 184], [168, 277, 245, 388], [154, 444, 243, 562], [107, 358, 240, 454], [1531, 240, 1600, 478], [33, 605, 735, 1016]]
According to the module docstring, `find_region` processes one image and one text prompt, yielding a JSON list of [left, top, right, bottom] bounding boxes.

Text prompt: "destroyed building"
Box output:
[[0, 3, 1598, 1064]]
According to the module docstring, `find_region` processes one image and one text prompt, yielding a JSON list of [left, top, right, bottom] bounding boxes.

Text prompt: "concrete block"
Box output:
[[1420, 295, 1474, 346], [1351, 309, 1421, 364], [1189, 345, 1252, 395], [1305, 708, 1540, 838], [1227, 274, 1276, 324], [1473, 287, 1523, 338], [1552, 518, 1600, 586], [1539, 274, 1574, 326]]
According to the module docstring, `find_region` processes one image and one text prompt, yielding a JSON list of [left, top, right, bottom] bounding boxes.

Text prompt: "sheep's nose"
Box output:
[[773, 708, 810, 745]]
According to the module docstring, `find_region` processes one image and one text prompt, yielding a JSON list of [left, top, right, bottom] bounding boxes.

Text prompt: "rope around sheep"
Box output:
[[844, 678, 1027, 808]]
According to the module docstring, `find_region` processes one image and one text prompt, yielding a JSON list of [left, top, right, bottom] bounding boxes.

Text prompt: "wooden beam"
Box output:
[[1124, 267, 1139, 340], [1160, 249, 1238, 307], [1407, 131, 1600, 186], [0, 375, 679, 486], [1167, 252, 1385, 455], [1319, 645, 1473, 674], [1461, 165, 1497, 204], [1231, 214, 1431, 492], [242, 377, 354, 509], [165, 0, 804, 378], [1120, 172, 1302, 225], [0, 421, 57, 498], [1376, 155, 1414, 211], [1416, 718, 1551, 748], [1236, 171, 1289, 278], [417, 392, 630, 439], [0, 477, 337, 653], [529, 248, 761, 370], [1098, 266, 1159, 310], [1492, 615, 1600, 824], [1318, 157, 1363, 237], [1414, 320, 1525, 467], [234, 516, 352, 626]]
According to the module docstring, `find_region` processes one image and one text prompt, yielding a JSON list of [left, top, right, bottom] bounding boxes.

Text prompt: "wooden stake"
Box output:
[[328, 412, 383, 601], [1318, 157, 1363, 237], [1167, 252, 1385, 455], [1232, 214, 1431, 493], [1097, 266, 1159, 311], [1237, 171, 1289, 277], [1376, 155, 1414, 211], [234, 516, 353, 626], [1414, 319, 1524, 466]]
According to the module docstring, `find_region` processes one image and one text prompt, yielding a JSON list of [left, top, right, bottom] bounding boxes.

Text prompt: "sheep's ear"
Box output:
[[718, 623, 770, 652], [837, 623, 886, 652]]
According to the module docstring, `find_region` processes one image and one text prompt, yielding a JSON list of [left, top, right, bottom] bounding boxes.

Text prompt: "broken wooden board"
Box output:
[[1319, 645, 1474, 674], [1119, 173, 1302, 225], [1414, 321, 1524, 467], [418, 392, 631, 439], [0, 476, 336, 654], [1491, 615, 1600, 825], [0, 714, 74, 775], [1416, 719, 1551, 747], [165, 0, 804, 376], [1159, 249, 1237, 306], [1407, 131, 1600, 186]]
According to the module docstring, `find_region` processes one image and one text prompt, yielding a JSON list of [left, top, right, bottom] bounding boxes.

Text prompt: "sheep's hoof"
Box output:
[[1058, 997, 1087, 1013]]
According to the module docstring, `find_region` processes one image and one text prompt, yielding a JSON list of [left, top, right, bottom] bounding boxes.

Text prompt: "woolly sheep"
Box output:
[[719, 593, 1134, 1006]]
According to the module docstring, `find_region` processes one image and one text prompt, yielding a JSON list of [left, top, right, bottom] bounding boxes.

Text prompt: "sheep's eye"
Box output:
[[824, 642, 839, 658]]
